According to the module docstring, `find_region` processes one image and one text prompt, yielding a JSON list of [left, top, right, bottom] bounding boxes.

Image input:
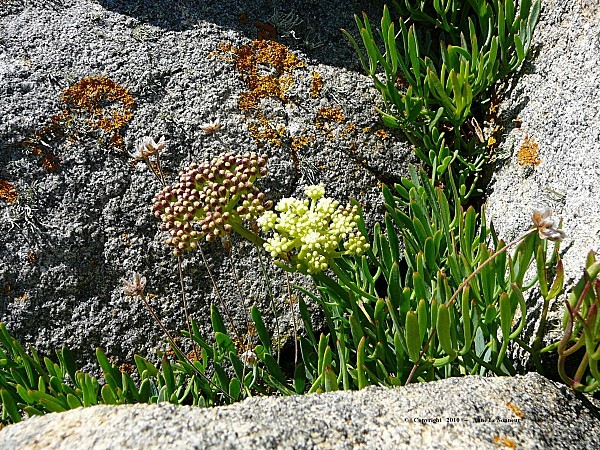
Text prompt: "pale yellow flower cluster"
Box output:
[[258, 184, 369, 274]]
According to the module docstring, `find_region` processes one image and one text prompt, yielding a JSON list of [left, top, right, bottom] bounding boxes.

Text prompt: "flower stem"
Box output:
[[139, 292, 232, 400], [231, 220, 266, 248]]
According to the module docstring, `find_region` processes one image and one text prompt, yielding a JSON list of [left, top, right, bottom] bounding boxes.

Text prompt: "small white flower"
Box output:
[[532, 208, 566, 242], [131, 136, 166, 161], [200, 120, 222, 135], [122, 272, 147, 297]]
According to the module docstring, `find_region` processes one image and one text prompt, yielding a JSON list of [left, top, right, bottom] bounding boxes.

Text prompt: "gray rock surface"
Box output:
[[0, 372, 598, 449], [485, 0, 600, 350], [0, 0, 412, 371]]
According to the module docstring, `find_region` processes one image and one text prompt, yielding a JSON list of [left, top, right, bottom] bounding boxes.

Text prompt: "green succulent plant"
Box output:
[[289, 165, 562, 389], [344, 1, 541, 201]]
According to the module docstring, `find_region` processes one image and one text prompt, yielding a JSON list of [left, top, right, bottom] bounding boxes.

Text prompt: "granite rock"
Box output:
[[0, 372, 598, 450], [0, 0, 412, 371], [485, 0, 600, 357]]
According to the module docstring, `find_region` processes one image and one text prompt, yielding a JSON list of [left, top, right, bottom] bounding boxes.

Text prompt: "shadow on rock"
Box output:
[[96, 0, 387, 70]]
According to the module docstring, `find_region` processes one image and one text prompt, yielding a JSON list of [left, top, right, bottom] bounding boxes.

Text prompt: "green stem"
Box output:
[[531, 295, 550, 375], [329, 259, 379, 303], [139, 293, 232, 400], [256, 243, 281, 363], [231, 220, 265, 247]]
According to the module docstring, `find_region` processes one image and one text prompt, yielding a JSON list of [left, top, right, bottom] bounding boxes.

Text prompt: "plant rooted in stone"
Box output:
[[344, 1, 541, 201]]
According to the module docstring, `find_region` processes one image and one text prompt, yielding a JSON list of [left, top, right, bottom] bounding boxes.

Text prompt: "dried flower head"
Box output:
[[532, 208, 566, 242], [200, 120, 222, 135], [241, 349, 258, 368], [122, 272, 147, 297], [131, 136, 166, 161]]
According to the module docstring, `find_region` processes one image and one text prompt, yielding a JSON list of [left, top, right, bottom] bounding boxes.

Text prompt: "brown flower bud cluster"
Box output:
[[152, 152, 270, 255]]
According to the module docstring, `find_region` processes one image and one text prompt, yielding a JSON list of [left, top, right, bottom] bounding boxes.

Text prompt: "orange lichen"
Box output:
[[27, 252, 36, 264], [517, 134, 541, 167], [21, 76, 134, 172], [291, 135, 313, 151], [317, 106, 346, 123], [340, 123, 357, 138], [310, 71, 323, 98], [148, 161, 169, 179], [187, 349, 201, 362], [41, 153, 61, 172], [62, 75, 134, 137], [224, 39, 304, 111], [374, 129, 390, 140], [119, 363, 135, 374], [506, 402, 525, 418], [493, 437, 517, 449], [0, 180, 18, 203], [247, 113, 285, 147]]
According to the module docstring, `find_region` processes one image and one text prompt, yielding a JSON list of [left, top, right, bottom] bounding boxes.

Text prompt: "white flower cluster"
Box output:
[[257, 184, 369, 274]]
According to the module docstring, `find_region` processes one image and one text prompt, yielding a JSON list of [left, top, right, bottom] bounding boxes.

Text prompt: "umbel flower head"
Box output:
[[258, 184, 369, 275], [152, 152, 270, 256], [532, 208, 566, 242]]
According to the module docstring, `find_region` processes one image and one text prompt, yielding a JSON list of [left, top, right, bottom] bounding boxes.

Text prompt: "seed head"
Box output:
[[131, 136, 166, 161], [152, 152, 270, 255], [122, 272, 147, 297]]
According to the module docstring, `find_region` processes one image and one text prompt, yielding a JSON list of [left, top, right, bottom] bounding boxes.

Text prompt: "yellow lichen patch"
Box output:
[[493, 436, 517, 449], [374, 129, 390, 140], [0, 180, 18, 203], [291, 135, 313, 151], [119, 363, 135, 374], [317, 106, 345, 123], [310, 71, 323, 98], [148, 161, 169, 179], [506, 402, 525, 418], [340, 123, 357, 138], [247, 113, 285, 147], [517, 134, 541, 167]]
